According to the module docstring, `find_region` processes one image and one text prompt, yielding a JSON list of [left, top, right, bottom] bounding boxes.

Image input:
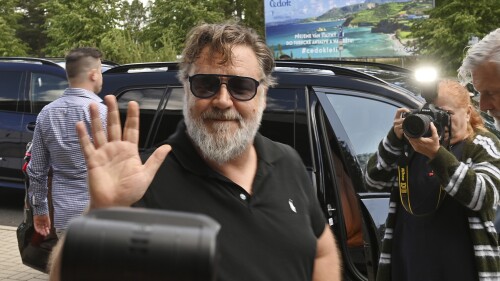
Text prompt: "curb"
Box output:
[[0, 225, 17, 231]]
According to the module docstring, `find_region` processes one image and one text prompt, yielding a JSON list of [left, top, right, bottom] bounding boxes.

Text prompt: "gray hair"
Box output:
[[458, 28, 500, 85], [177, 22, 276, 88]]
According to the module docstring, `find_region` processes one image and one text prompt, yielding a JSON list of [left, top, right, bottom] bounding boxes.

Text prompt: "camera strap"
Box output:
[[397, 147, 446, 216]]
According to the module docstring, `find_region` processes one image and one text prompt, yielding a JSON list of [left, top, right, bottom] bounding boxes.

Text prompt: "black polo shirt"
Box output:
[[135, 121, 326, 281]]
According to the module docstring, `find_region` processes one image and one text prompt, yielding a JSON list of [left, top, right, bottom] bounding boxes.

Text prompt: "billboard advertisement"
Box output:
[[265, 0, 433, 59]]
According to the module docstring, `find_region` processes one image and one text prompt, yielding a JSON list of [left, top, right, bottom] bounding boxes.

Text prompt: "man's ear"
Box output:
[[89, 69, 99, 82]]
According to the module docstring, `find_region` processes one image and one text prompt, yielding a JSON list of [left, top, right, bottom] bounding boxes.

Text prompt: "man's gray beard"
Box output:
[[183, 95, 264, 164], [488, 110, 500, 131]]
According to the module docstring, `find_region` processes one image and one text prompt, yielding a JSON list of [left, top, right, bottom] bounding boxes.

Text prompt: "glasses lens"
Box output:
[[227, 77, 258, 101], [189, 74, 259, 101], [190, 75, 221, 98]]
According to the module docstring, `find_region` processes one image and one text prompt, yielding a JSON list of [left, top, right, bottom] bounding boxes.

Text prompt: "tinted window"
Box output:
[[327, 94, 400, 171], [31, 73, 68, 113], [0, 71, 23, 112], [117, 87, 184, 149], [264, 87, 311, 168], [150, 87, 184, 146]]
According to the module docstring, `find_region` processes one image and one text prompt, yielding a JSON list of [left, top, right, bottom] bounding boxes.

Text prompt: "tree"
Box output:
[[0, 17, 30, 56], [411, 0, 500, 75], [222, 0, 265, 37], [16, 0, 48, 57], [100, 29, 177, 63], [0, 0, 29, 56], [145, 0, 227, 54], [42, 0, 121, 56], [120, 0, 148, 42]]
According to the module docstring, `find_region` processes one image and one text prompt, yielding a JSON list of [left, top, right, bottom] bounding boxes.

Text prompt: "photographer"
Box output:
[[365, 79, 500, 281]]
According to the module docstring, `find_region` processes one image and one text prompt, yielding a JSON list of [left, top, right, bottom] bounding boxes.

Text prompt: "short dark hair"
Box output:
[[65, 47, 102, 79]]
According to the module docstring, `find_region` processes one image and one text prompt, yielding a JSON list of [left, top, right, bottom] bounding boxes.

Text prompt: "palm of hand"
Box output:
[[86, 140, 149, 208], [80, 96, 171, 210]]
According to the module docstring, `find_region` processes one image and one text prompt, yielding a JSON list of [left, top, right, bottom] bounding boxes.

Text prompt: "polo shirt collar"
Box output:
[[63, 87, 103, 103], [167, 120, 283, 177]]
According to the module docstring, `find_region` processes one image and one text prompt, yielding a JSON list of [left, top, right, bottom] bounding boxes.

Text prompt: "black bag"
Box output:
[[16, 142, 58, 273]]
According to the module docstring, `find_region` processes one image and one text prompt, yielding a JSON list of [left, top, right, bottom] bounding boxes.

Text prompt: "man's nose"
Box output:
[[212, 83, 233, 108]]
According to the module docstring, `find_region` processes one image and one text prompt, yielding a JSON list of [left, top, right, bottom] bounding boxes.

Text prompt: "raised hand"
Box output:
[[393, 108, 410, 140], [406, 122, 440, 159], [76, 95, 171, 209]]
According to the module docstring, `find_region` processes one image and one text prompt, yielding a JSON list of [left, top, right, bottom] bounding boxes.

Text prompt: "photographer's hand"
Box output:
[[393, 108, 410, 139], [76, 95, 171, 209], [406, 122, 440, 159]]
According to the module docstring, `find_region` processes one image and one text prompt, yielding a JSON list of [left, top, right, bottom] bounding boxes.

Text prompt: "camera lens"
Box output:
[[402, 114, 432, 138]]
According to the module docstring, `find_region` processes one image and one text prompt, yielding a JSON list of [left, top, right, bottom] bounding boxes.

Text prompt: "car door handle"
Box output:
[[27, 122, 36, 131]]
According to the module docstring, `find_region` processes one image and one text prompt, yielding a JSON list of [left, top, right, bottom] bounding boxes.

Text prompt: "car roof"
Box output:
[[0, 57, 68, 75], [0, 57, 118, 73], [100, 60, 424, 106]]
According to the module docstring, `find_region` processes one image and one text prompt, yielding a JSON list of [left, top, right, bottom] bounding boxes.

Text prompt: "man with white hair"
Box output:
[[458, 28, 500, 129]]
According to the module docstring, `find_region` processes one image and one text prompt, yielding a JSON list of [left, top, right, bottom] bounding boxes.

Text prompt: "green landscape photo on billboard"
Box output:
[[265, 0, 433, 59]]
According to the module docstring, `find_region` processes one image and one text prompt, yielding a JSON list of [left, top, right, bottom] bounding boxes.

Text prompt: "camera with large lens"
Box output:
[[402, 103, 451, 141]]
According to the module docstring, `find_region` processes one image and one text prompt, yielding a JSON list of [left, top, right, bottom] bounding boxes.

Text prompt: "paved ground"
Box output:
[[0, 226, 48, 281]]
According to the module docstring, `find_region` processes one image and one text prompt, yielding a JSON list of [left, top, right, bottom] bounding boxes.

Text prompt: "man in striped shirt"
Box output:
[[27, 47, 107, 238]]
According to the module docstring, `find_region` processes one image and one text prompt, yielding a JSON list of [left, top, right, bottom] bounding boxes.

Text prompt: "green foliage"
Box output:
[[144, 0, 227, 54], [0, 0, 30, 56], [42, 0, 121, 56], [3, 0, 267, 62], [352, 3, 405, 25], [223, 0, 265, 37], [120, 0, 148, 42], [0, 17, 30, 56], [16, 0, 48, 57], [100, 29, 177, 63], [411, 0, 500, 75]]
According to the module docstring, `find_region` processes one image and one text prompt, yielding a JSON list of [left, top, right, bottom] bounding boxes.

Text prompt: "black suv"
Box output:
[[100, 61, 425, 281], [0, 58, 68, 189]]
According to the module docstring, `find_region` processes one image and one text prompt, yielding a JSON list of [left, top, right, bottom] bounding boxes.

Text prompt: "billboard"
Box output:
[[265, 0, 433, 59]]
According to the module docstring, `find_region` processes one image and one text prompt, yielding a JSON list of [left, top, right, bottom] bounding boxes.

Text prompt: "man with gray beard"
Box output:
[[458, 28, 500, 130], [48, 22, 341, 281]]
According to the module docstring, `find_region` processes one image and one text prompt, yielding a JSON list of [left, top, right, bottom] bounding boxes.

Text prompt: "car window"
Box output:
[[117, 87, 184, 149], [263, 87, 312, 168], [31, 73, 68, 113], [326, 94, 400, 171], [0, 71, 23, 112]]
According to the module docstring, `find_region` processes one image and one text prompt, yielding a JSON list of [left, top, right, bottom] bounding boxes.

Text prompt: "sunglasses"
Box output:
[[188, 74, 260, 101]]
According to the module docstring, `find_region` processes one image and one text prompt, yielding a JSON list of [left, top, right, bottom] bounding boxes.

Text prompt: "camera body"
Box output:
[[402, 102, 451, 140]]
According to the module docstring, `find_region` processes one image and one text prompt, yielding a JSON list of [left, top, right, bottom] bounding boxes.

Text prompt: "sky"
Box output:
[[264, 0, 417, 23], [265, 0, 367, 23]]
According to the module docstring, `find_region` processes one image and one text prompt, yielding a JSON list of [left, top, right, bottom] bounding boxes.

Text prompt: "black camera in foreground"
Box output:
[[60, 207, 220, 281], [402, 103, 451, 140]]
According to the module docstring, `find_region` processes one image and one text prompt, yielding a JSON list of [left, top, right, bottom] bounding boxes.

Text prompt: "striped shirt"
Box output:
[[27, 88, 107, 231], [365, 129, 500, 281]]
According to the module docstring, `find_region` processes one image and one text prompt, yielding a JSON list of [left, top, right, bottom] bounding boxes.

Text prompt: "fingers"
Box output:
[[429, 122, 440, 142], [104, 95, 123, 143], [395, 108, 409, 119], [34, 215, 51, 236], [144, 144, 172, 180], [89, 103, 107, 148], [123, 100, 140, 144], [77, 121, 95, 161]]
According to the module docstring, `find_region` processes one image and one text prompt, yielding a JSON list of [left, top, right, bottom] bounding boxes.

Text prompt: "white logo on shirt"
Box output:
[[289, 199, 297, 213]]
